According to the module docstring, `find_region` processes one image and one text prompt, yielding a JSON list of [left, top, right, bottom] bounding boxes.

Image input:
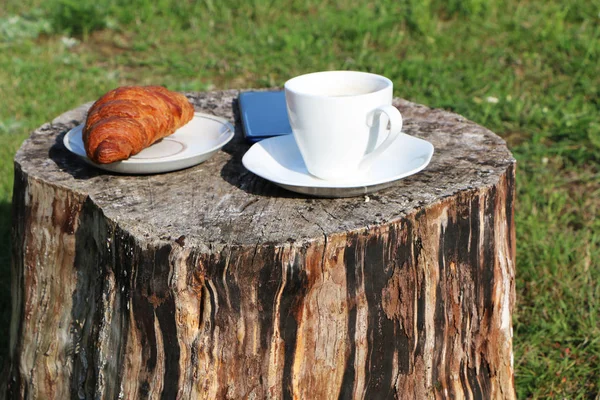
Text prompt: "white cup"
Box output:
[[284, 71, 403, 181]]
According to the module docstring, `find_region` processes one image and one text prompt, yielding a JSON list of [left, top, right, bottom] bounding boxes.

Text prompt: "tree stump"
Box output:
[[3, 90, 516, 399]]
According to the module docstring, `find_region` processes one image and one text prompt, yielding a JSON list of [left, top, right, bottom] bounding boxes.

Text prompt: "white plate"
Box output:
[[63, 112, 234, 174], [242, 134, 434, 197]]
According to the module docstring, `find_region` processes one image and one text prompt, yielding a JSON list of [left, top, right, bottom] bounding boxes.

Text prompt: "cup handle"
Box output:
[[359, 104, 403, 170]]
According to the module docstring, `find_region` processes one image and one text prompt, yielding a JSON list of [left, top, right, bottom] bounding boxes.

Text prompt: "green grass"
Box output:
[[1, 0, 599, 397]]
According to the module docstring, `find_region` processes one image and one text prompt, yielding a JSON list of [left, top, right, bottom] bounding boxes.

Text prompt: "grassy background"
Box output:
[[1, 0, 599, 397]]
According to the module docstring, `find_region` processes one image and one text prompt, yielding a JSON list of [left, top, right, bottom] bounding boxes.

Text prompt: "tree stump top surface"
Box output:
[[16, 90, 514, 247]]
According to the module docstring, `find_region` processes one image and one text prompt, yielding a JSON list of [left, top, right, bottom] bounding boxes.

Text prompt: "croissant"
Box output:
[[83, 86, 195, 164]]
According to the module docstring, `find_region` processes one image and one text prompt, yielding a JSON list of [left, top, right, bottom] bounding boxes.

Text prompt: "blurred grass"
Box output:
[[1, 0, 599, 397]]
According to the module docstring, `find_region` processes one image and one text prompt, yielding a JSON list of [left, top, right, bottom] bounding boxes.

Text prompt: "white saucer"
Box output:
[[63, 112, 234, 174], [242, 134, 434, 197]]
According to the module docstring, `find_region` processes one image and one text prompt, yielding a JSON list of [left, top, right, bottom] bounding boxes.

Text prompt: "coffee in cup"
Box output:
[[284, 71, 403, 180]]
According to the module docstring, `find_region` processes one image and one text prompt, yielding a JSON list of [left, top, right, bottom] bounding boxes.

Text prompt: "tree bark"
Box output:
[[3, 90, 516, 399]]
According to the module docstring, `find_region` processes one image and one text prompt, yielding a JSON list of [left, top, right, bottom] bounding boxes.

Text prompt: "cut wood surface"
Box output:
[[3, 90, 516, 399]]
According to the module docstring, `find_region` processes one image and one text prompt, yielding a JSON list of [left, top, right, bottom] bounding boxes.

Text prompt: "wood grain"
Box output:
[[2, 90, 516, 399]]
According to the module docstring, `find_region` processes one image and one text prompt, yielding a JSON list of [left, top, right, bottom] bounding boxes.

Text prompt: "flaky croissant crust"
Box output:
[[83, 86, 194, 164]]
